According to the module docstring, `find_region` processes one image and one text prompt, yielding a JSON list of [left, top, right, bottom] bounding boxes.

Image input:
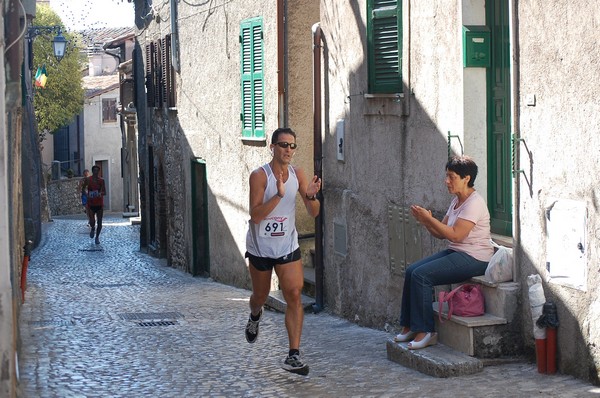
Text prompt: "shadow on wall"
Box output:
[[142, 98, 252, 291], [320, 1, 458, 328], [520, 248, 599, 383]]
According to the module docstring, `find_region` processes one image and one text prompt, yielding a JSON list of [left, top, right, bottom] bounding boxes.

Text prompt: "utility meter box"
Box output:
[[463, 26, 491, 68]]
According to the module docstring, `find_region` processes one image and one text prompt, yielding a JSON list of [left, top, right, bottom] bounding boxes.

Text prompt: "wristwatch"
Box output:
[[305, 193, 317, 201]]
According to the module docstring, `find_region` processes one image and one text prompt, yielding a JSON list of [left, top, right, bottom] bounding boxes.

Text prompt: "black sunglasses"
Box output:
[[274, 142, 298, 149]]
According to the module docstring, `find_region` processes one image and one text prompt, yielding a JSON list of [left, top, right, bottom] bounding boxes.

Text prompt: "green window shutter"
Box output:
[[367, 0, 402, 94], [240, 18, 265, 139]]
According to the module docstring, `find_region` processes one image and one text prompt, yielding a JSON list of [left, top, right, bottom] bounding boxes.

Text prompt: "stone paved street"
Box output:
[[18, 215, 600, 397]]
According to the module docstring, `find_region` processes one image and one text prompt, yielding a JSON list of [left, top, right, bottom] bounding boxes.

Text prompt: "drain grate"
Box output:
[[118, 312, 184, 321], [86, 282, 135, 289], [79, 248, 103, 252], [137, 320, 177, 327], [29, 320, 73, 327]]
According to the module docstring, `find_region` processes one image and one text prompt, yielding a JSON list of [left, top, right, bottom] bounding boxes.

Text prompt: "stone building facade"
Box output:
[[316, 0, 600, 385], [1, 0, 28, 395], [131, 0, 600, 385], [132, 0, 319, 285]]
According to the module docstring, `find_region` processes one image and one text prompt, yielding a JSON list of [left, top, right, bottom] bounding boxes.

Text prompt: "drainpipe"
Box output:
[[312, 23, 324, 312], [104, 48, 128, 213], [277, 0, 287, 126], [509, 0, 520, 273]]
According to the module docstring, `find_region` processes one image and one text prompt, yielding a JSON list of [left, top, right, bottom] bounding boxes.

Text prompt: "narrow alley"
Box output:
[[17, 215, 598, 397]]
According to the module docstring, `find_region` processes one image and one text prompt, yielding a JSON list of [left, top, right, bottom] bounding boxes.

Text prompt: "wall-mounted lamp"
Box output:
[[27, 25, 69, 66], [51, 32, 67, 62]]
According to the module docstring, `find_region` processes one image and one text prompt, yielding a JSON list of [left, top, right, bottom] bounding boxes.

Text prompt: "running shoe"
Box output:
[[282, 353, 309, 376], [245, 309, 262, 344]]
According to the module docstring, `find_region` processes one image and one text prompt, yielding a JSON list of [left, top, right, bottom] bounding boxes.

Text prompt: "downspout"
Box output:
[[509, 0, 521, 266], [277, 0, 288, 126], [104, 47, 128, 212], [312, 23, 324, 312]]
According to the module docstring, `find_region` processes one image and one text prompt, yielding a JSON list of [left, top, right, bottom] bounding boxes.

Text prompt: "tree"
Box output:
[[32, 4, 84, 137]]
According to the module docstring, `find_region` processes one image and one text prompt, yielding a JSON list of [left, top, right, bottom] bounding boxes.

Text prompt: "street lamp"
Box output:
[[51, 32, 67, 62], [26, 25, 69, 66]]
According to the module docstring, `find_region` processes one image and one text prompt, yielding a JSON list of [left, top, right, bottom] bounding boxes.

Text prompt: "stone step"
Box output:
[[303, 267, 316, 298], [299, 236, 316, 297], [432, 278, 521, 357], [433, 302, 507, 356], [386, 338, 483, 378], [491, 233, 513, 248], [467, 276, 520, 321], [298, 237, 315, 269], [265, 290, 315, 314]]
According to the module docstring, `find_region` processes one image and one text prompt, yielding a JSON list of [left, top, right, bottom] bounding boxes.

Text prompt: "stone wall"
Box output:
[[516, 1, 600, 384], [47, 177, 86, 217], [2, 5, 27, 394]]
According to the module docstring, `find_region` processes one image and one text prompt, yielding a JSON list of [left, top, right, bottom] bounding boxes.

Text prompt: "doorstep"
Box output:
[[266, 290, 315, 313], [386, 338, 483, 378]]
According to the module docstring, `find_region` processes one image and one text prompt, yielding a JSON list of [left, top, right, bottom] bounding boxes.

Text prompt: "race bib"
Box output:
[[89, 190, 100, 198], [259, 216, 290, 238]]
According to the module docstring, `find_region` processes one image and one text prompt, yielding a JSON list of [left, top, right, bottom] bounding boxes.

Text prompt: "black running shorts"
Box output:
[[245, 248, 301, 271]]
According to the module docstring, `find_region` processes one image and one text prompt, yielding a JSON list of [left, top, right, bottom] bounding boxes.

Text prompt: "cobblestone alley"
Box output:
[[17, 215, 600, 397]]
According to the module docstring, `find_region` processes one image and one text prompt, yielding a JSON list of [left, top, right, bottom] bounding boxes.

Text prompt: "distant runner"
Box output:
[[83, 165, 106, 244]]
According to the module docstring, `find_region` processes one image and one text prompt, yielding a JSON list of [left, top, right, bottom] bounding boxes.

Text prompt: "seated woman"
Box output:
[[395, 155, 493, 349]]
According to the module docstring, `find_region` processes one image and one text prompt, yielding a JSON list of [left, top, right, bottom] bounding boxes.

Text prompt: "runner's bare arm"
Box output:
[[295, 167, 320, 218]]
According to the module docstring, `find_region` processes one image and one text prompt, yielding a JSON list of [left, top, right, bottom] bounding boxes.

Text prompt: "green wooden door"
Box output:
[[486, 0, 512, 236], [191, 158, 210, 276]]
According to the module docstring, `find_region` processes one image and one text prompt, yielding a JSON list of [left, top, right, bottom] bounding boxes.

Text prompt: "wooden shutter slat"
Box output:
[[240, 18, 264, 139], [145, 44, 155, 107], [253, 79, 263, 131], [165, 34, 176, 108], [368, 0, 402, 93]]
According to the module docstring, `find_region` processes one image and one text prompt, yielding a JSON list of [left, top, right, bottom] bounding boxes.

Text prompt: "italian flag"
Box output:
[[34, 65, 47, 88]]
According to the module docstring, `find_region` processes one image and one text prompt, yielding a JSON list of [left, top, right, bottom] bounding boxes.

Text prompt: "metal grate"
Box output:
[[79, 248, 103, 252], [333, 221, 347, 256], [86, 282, 136, 289], [118, 312, 184, 321], [29, 320, 73, 327], [137, 321, 177, 327]]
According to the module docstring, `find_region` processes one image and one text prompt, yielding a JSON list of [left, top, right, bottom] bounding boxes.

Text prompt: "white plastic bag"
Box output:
[[485, 241, 513, 283], [527, 274, 547, 339]]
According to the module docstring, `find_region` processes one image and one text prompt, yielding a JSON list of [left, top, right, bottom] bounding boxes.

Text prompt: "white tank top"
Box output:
[[246, 164, 299, 258]]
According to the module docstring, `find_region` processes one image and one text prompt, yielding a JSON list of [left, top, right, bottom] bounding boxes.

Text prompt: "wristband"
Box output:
[[276, 192, 284, 198], [305, 193, 317, 201]]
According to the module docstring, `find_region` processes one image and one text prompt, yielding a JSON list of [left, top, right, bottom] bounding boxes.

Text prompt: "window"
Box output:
[[240, 17, 265, 140], [145, 41, 157, 107], [144, 34, 177, 109], [102, 98, 117, 123], [367, 0, 402, 94]]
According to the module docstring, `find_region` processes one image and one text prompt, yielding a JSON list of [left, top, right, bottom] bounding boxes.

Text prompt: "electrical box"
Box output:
[[463, 26, 491, 68]]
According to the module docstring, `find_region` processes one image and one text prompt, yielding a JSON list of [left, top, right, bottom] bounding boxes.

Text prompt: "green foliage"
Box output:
[[33, 4, 85, 136]]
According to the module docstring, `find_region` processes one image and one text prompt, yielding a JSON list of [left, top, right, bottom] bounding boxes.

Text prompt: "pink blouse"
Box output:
[[445, 191, 494, 262]]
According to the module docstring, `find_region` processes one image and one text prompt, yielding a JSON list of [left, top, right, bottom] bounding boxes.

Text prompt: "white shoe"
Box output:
[[393, 330, 417, 342], [408, 332, 438, 350]]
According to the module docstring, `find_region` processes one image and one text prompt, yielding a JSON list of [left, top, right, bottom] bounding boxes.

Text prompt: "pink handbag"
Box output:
[[438, 284, 485, 322]]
